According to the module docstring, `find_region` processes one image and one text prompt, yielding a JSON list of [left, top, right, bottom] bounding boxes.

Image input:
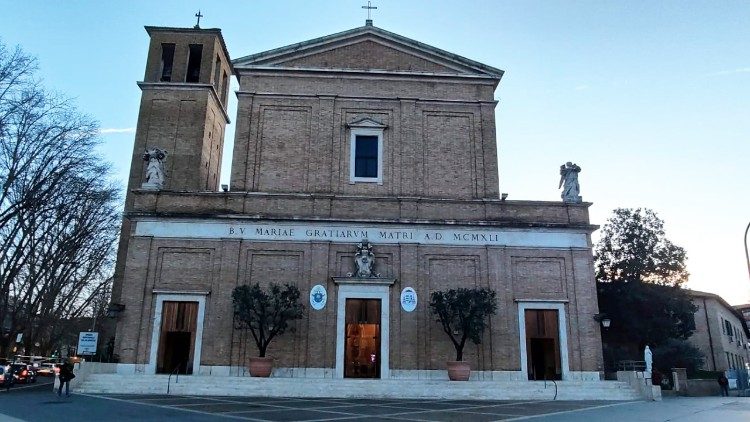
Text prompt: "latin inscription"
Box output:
[[453, 233, 500, 242], [135, 220, 588, 248], [305, 229, 369, 239], [222, 224, 552, 246]]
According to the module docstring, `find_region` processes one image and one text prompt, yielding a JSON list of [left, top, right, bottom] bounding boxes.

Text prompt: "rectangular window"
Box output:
[[186, 44, 203, 83], [349, 128, 383, 183], [221, 71, 228, 105], [160, 43, 175, 82], [354, 135, 378, 178], [348, 125, 384, 184], [214, 55, 222, 91]]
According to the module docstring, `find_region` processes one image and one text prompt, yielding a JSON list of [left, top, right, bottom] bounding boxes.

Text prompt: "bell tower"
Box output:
[[127, 25, 233, 195], [111, 25, 232, 311]]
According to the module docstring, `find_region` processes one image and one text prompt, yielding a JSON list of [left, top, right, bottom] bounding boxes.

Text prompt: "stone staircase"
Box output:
[[77, 374, 641, 401]]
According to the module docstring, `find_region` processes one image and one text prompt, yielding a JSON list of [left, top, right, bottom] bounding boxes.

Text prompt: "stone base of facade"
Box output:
[[105, 363, 599, 381], [73, 363, 629, 400]]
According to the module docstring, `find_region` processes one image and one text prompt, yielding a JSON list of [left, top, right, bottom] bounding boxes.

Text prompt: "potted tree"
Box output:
[[232, 282, 305, 377], [429, 287, 497, 381]]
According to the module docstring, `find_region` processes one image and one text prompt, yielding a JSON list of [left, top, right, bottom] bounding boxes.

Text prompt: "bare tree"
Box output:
[[0, 41, 120, 357]]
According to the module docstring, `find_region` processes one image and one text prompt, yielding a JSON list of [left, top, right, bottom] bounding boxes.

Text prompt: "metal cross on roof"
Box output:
[[362, 1, 377, 23], [194, 10, 203, 29]]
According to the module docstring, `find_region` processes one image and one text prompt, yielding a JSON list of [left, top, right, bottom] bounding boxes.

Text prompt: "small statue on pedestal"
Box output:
[[644, 345, 653, 374], [142, 148, 168, 189], [559, 162, 582, 203]]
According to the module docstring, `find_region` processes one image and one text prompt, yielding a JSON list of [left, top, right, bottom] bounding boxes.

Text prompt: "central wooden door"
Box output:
[[344, 299, 381, 378], [525, 309, 562, 380]]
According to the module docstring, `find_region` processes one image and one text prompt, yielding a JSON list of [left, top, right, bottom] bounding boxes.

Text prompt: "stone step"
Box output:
[[77, 375, 641, 401], [84, 374, 633, 386], [79, 380, 635, 393]]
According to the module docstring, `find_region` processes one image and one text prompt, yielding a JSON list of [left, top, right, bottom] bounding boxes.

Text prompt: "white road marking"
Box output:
[[75, 392, 266, 421], [0, 382, 53, 393], [502, 400, 639, 421]]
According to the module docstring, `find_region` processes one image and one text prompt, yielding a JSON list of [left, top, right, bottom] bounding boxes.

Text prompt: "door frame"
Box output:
[[148, 293, 207, 375], [335, 284, 390, 379], [517, 300, 570, 381]]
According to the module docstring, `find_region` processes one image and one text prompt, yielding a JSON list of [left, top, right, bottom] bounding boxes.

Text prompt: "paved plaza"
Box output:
[[2, 381, 750, 421]]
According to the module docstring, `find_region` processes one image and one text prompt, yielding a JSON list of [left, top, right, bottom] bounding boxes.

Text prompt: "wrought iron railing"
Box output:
[[617, 360, 646, 371], [166, 362, 183, 394]]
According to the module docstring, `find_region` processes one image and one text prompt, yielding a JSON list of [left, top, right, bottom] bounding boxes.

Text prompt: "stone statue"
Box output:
[[644, 345, 653, 373], [350, 239, 380, 278], [142, 148, 168, 189], [558, 162, 582, 203]]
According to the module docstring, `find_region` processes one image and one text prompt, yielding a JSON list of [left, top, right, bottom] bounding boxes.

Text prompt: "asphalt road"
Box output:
[[0, 383, 626, 422], [2, 383, 748, 422], [0, 379, 219, 421]]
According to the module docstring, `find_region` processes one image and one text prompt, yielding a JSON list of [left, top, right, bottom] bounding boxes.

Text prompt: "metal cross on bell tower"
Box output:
[[194, 10, 203, 29], [361, 1, 377, 26]]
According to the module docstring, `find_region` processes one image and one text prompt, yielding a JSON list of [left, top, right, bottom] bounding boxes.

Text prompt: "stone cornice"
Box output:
[[236, 66, 500, 84], [127, 191, 597, 232], [234, 91, 498, 106], [332, 277, 397, 286], [131, 189, 593, 207], [137, 82, 231, 123]]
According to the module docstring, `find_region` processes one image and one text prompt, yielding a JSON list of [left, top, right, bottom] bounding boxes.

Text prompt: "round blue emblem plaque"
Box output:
[[400, 287, 417, 312], [310, 284, 327, 310]]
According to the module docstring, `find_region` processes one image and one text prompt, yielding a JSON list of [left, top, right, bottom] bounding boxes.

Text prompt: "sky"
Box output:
[[1, 1, 748, 303]]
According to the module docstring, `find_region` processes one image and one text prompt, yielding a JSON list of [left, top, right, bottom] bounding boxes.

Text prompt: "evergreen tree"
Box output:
[[595, 208, 698, 368]]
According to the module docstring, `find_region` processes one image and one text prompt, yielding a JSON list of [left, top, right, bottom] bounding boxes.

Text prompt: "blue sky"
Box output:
[[2, 1, 748, 303]]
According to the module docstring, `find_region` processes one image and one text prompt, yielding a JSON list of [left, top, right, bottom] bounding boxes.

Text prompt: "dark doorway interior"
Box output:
[[525, 309, 562, 380], [161, 332, 191, 374], [344, 298, 381, 378], [156, 301, 198, 374], [530, 338, 557, 380]]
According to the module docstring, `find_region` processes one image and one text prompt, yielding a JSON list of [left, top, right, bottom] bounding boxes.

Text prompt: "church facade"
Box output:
[[111, 21, 604, 382]]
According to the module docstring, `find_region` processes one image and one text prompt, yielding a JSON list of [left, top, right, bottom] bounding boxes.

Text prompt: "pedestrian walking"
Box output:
[[57, 361, 75, 397], [2, 365, 13, 391], [717, 373, 729, 397]]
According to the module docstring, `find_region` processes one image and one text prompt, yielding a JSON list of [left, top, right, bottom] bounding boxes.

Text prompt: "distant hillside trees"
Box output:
[[0, 41, 120, 357], [595, 208, 700, 373]]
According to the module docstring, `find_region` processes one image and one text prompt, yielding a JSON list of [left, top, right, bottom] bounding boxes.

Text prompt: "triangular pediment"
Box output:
[[346, 117, 387, 129], [233, 25, 503, 79]]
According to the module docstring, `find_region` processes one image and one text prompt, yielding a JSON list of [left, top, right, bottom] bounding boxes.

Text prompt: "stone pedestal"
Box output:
[[616, 370, 662, 401], [672, 367, 687, 395], [140, 182, 162, 190]]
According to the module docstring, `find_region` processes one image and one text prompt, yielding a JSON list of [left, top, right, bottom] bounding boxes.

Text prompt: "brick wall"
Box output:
[[114, 237, 603, 373]]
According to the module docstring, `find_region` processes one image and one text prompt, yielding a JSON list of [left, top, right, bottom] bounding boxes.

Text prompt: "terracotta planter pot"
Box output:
[[446, 361, 471, 381], [248, 357, 273, 377]]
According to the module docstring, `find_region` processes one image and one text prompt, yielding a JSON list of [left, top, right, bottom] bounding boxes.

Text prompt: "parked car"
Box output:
[[35, 363, 56, 377], [0, 365, 15, 389], [11, 364, 36, 384]]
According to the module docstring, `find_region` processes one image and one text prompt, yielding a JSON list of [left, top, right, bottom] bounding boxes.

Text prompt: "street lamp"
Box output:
[[106, 303, 125, 318], [745, 221, 750, 282], [594, 313, 611, 328]]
